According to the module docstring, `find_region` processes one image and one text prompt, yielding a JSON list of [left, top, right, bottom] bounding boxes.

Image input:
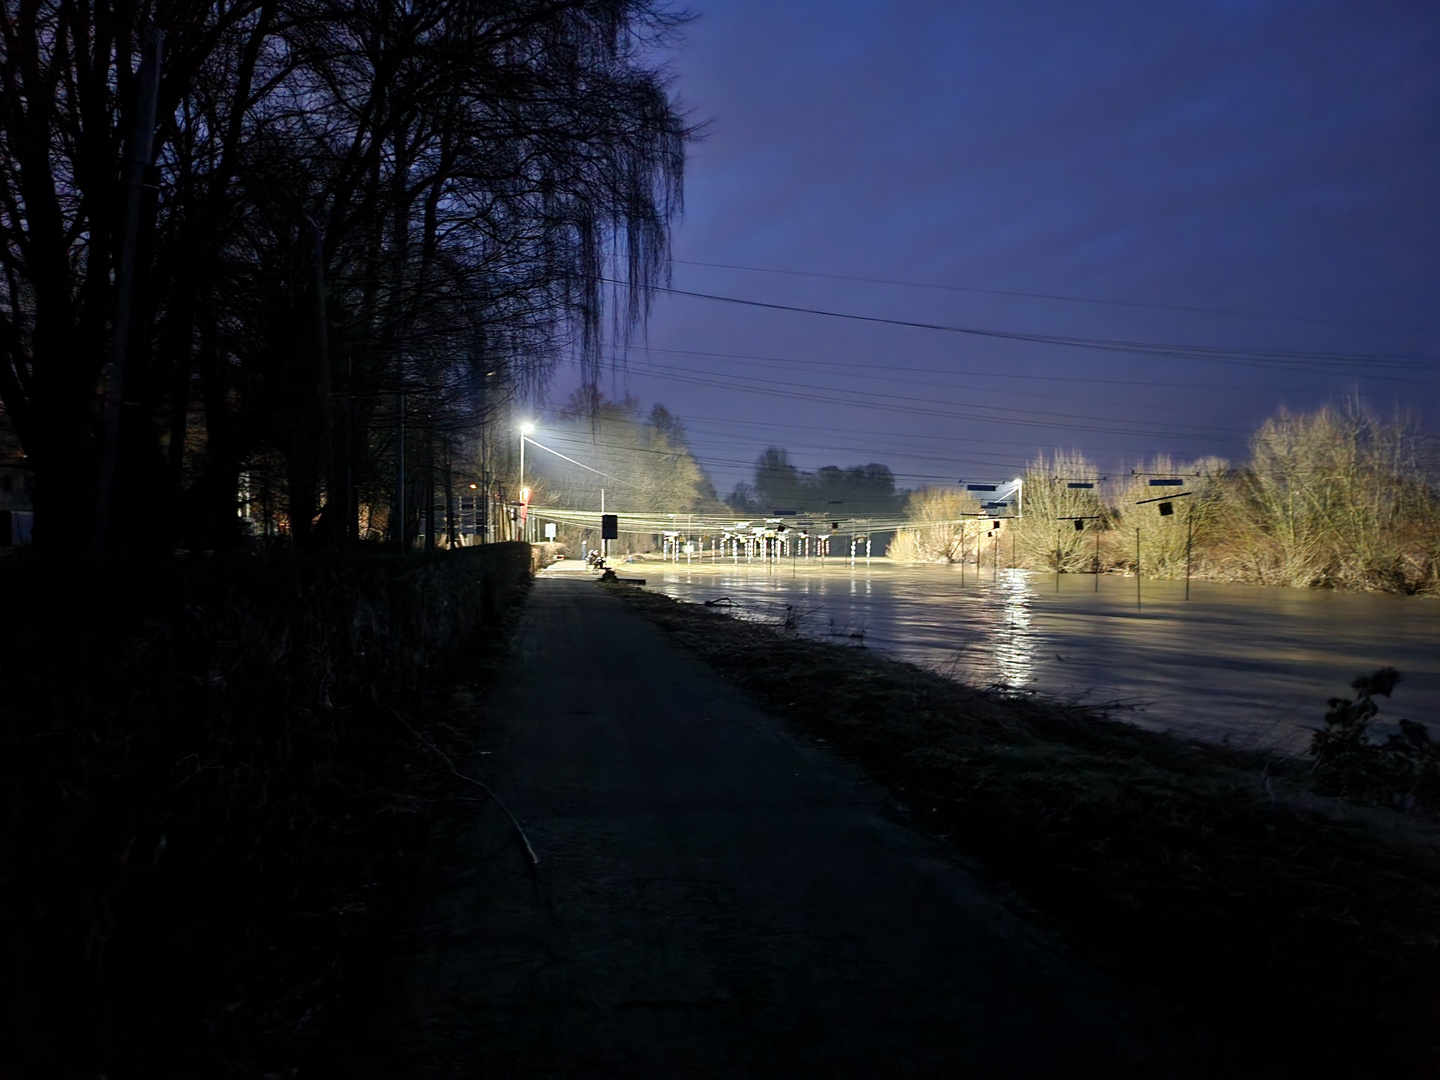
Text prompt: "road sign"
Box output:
[[601, 514, 618, 540]]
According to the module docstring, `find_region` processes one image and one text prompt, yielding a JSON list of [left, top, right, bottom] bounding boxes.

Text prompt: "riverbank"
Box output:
[[610, 581, 1440, 1077], [0, 545, 531, 1077], [629, 558, 1440, 751]]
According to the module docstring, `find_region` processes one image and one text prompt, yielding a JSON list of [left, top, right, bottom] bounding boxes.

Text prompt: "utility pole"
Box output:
[[1185, 503, 1195, 601], [1095, 523, 1101, 592], [1135, 527, 1142, 612], [95, 27, 164, 552], [1056, 521, 1062, 593]]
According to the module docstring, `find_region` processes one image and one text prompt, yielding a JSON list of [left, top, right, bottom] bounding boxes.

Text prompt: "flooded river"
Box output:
[[634, 557, 1440, 752]]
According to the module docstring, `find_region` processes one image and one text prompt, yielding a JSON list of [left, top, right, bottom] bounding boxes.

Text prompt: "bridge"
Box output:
[[526, 506, 1017, 562]]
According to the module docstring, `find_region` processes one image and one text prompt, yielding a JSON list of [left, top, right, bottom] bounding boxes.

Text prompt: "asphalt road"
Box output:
[[353, 567, 1226, 1078]]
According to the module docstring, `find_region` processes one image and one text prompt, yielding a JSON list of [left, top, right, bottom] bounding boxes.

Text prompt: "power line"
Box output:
[[670, 258, 1430, 335], [618, 280, 1440, 380], [618, 342, 1215, 391], [615, 356, 1248, 439], [610, 357, 1254, 444], [536, 429, 985, 485]]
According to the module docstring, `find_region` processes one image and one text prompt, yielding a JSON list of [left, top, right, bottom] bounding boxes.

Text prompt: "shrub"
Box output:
[[889, 488, 982, 562], [1311, 668, 1438, 808]]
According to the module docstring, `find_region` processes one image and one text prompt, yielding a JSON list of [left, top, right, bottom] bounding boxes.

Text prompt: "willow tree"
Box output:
[[0, 0, 689, 550]]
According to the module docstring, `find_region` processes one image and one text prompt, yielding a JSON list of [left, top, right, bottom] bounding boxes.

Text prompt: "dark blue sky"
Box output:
[[555, 0, 1440, 497]]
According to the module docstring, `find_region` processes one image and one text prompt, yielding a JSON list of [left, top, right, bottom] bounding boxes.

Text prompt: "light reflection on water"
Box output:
[[639, 559, 1440, 753], [996, 569, 1034, 690]]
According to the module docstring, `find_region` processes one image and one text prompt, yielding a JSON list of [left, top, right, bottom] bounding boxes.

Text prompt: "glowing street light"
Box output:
[[518, 420, 536, 540]]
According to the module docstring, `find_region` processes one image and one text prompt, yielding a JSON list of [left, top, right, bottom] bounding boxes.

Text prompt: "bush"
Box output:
[[889, 488, 982, 562], [0, 544, 530, 1076], [1311, 668, 1439, 808]]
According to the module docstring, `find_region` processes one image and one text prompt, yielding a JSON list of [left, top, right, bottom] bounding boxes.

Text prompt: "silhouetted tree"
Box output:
[[738, 448, 901, 519], [0, 0, 689, 550]]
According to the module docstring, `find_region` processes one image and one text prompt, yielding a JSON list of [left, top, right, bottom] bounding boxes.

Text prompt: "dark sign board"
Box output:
[[601, 513, 618, 540], [1148, 478, 1184, 486], [966, 484, 997, 492]]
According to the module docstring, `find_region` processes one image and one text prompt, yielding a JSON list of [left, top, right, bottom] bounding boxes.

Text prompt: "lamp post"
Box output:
[[518, 420, 534, 541]]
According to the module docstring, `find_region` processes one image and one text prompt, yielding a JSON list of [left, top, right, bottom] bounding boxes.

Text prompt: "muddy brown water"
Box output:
[[633, 558, 1440, 752]]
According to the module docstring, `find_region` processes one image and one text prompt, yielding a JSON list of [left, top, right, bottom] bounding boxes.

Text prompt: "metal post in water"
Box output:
[[1185, 503, 1194, 601], [1135, 526, 1142, 612], [1094, 525, 1100, 592], [1056, 522, 1061, 593]]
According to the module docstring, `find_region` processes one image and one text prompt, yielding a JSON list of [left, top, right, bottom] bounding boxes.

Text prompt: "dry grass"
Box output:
[[612, 582, 1440, 1078]]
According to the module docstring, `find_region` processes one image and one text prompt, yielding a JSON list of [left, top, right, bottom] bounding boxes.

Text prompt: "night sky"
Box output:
[[554, 0, 1440, 498]]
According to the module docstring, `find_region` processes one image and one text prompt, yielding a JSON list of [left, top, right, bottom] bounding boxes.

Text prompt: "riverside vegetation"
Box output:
[[0, 544, 531, 1077], [612, 581, 1440, 1078], [890, 404, 1440, 595]]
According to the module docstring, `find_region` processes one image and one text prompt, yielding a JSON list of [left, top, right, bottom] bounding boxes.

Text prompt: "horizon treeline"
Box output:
[[728, 447, 904, 520], [894, 404, 1440, 595], [0, 0, 688, 551]]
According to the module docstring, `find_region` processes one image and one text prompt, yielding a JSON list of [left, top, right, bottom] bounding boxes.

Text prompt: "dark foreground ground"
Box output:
[[331, 570, 1238, 1078]]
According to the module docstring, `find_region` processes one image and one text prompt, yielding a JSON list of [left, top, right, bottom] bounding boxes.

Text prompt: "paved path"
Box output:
[[357, 570, 1222, 1078]]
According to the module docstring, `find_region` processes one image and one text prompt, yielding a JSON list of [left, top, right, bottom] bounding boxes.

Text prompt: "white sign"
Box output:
[[544, 522, 557, 539]]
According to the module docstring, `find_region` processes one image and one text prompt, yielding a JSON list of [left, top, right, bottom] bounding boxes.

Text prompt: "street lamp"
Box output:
[[519, 421, 535, 540]]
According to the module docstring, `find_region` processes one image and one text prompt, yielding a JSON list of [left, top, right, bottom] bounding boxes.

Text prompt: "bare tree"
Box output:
[[0, 0, 690, 550]]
